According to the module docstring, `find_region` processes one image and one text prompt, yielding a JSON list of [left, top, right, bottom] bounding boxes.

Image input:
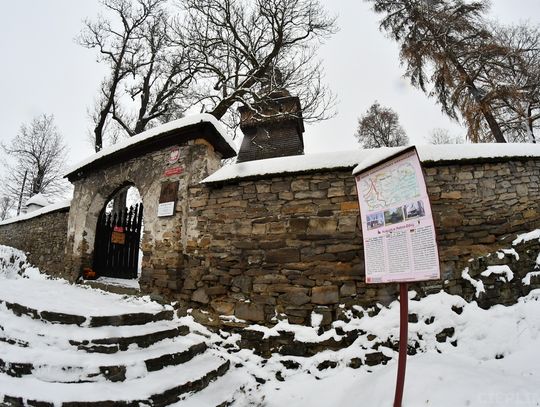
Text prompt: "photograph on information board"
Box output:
[[355, 147, 440, 284]]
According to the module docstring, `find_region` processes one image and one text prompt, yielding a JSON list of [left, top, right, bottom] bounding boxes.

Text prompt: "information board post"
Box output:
[[354, 146, 440, 407], [393, 282, 408, 407]]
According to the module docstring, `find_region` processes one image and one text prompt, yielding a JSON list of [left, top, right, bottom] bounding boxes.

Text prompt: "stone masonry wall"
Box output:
[[0, 207, 70, 279], [2, 151, 539, 330], [427, 159, 540, 295], [174, 157, 540, 327]]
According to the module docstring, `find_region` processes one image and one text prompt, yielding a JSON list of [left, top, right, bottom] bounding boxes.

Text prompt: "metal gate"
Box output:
[[93, 203, 143, 279]]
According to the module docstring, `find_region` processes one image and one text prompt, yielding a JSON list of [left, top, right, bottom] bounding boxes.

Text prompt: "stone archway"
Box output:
[[63, 115, 236, 293]]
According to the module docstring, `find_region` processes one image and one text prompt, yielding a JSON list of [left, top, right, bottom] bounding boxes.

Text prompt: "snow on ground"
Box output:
[[0, 245, 167, 316], [225, 290, 540, 407], [1, 244, 540, 406]]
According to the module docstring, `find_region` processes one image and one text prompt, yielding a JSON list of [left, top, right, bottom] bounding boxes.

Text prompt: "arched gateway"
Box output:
[[93, 184, 143, 279], [64, 115, 236, 292]]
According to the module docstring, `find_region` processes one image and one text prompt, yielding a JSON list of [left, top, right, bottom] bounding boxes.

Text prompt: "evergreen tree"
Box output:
[[367, 0, 508, 142]]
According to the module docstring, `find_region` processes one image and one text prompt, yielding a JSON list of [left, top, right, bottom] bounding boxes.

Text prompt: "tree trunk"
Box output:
[[527, 104, 536, 143], [480, 105, 507, 143], [446, 51, 507, 143]]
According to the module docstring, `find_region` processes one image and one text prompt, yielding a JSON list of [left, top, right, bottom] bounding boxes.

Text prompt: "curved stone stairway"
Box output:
[[0, 290, 239, 406]]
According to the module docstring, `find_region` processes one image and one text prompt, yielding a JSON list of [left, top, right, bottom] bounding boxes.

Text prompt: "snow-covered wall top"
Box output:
[[203, 143, 540, 184], [202, 150, 367, 183], [0, 200, 71, 226], [65, 114, 238, 178]]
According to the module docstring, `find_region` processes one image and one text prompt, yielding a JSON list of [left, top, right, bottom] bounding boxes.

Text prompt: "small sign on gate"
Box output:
[[111, 230, 126, 245]]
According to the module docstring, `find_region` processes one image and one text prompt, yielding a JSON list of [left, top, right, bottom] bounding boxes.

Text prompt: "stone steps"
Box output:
[[0, 291, 233, 406], [0, 298, 175, 327], [171, 368, 249, 407], [69, 325, 190, 354], [0, 353, 231, 406], [0, 302, 187, 349], [0, 338, 208, 383]]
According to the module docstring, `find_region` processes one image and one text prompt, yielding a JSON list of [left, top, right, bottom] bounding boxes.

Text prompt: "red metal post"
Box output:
[[393, 282, 408, 407]]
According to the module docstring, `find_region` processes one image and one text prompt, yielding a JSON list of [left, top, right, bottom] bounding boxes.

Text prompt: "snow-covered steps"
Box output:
[[0, 275, 233, 406], [171, 367, 253, 407], [0, 298, 175, 327], [69, 325, 190, 353], [0, 352, 230, 406], [0, 337, 208, 383]]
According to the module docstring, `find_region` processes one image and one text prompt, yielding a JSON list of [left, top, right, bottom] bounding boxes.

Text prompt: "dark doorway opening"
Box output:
[[93, 186, 143, 279]]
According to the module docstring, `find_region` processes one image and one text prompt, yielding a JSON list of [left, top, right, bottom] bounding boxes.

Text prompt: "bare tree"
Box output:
[[0, 196, 14, 220], [79, 0, 167, 151], [1, 115, 69, 205], [480, 24, 540, 143], [367, 0, 509, 143], [355, 102, 409, 148], [110, 3, 197, 135], [427, 128, 465, 145], [178, 0, 337, 129], [82, 0, 337, 146]]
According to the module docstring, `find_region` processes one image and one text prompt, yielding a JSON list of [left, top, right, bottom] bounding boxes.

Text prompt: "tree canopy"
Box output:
[[367, 0, 511, 143], [355, 102, 409, 148], [80, 0, 337, 151]]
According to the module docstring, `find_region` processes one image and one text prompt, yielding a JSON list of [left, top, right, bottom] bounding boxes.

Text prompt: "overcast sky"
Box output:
[[1, 0, 539, 169]]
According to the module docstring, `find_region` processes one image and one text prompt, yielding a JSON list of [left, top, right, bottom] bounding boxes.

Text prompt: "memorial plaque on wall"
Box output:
[[158, 181, 179, 217]]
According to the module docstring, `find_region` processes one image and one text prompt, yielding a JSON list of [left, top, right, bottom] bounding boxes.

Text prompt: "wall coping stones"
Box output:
[[0, 199, 71, 226], [202, 150, 371, 184], [65, 114, 237, 181], [204, 143, 540, 185]]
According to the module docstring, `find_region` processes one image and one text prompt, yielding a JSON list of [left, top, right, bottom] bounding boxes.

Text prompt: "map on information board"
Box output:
[[361, 162, 420, 211], [355, 147, 440, 284]]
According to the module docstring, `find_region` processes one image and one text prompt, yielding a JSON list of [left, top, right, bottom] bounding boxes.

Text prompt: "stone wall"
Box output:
[[184, 171, 364, 325], [2, 154, 539, 329], [170, 157, 540, 327], [0, 206, 70, 279], [426, 158, 540, 300]]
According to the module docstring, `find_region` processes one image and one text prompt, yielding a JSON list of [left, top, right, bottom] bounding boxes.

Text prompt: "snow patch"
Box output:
[[513, 229, 540, 245], [246, 319, 342, 343], [310, 312, 324, 328], [481, 265, 514, 282], [461, 267, 485, 297], [522, 272, 540, 286], [497, 248, 519, 260]]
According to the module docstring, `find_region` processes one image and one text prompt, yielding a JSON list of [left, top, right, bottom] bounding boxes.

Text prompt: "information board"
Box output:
[[355, 147, 440, 284]]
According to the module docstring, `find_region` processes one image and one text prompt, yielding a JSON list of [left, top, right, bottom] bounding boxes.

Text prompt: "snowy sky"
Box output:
[[0, 0, 539, 171]]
